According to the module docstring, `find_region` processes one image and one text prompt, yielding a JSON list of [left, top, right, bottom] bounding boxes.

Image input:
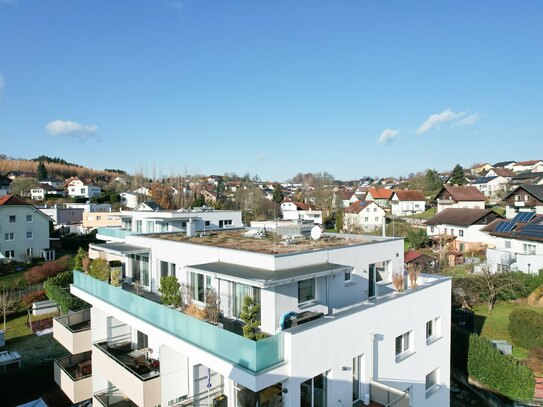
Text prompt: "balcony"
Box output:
[[53, 308, 92, 354], [73, 271, 284, 373], [54, 352, 93, 403], [96, 227, 135, 241], [369, 380, 409, 407], [94, 386, 138, 407], [93, 341, 161, 407]]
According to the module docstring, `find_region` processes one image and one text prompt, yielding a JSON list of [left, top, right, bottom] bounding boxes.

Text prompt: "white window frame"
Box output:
[[5, 232, 14, 241], [298, 278, 316, 305], [27, 231, 33, 240], [26, 214, 33, 222], [426, 317, 441, 344], [425, 368, 440, 398], [395, 331, 413, 361]]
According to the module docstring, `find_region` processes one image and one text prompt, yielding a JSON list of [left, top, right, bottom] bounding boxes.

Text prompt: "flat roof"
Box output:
[[150, 230, 381, 254], [186, 262, 353, 288], [90, 242, 150, 255]]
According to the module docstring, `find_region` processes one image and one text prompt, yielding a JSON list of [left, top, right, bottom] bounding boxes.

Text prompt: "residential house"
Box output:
[[484, 167, 515, 179], [335, 189, 357, 208], [484, 212, 543, 273], [0, 195, 52, 261], [404, 249, 436, 273], [200, 189, 218, 205], [390, 190, 426, 217], [120, 192, 140, 209], [65, 177, 101, 199], [470, 163, 492, 175], [133, 186, 152, 198], [6, 171, 37, 180], [344, 200, 386, 232], [39, 178, 64, 189], [39, 205, 84, 234], [512, 160, 543, 173], [0, 175, 12, 197], [434, 185, 485, 213], [366, 188, 394, 209], [280, 201, 322, 225], [502, 184, 543, 219], [425, 208, 502, 253], [493, 161, 516, 169], [65, 202, 112, 213], [133, 201, 163, 212], [510, 172, 543, 186], [82, 211, 122, 233], [30, 183, 66, 201], [470, 176, 509, 199], [54, 228, 451, 407]]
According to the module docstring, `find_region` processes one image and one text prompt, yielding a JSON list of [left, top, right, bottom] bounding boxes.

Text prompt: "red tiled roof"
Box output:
[[488, 167, 515, 177], [515, 159, 542, 166], [344, 200, 374, 214], [439, 185, 485, 201], [337, 189, 354, 200], [0, 195, 30, 206], [393, 190, 425, 201], [404, 249, 423, 263], [368, 188, 394, 200], [294, 202, 311, 210]]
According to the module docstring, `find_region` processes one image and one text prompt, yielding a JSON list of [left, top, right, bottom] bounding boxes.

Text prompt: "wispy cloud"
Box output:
[[256, 153, 269, 161], [378, 128, 399, 143], [416, 108, 479, 135], [46, 120, 98, 141]]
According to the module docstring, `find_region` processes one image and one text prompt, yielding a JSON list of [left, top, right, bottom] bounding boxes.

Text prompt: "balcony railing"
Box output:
[[73, 271, 284, 373], [94, 386, 138, 407], [54, 352, 93, 403], [370, 380, 409, 407], [53, 308, 92, 354], [96, 227, 134, 239]]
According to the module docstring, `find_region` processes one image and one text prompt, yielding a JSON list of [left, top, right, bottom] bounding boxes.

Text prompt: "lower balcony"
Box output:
[[93, 340, 161, 407], [94, 386, 138, 407], [368, 380, 409, 407], [53, 352, 93, 404], [53, 308, 92, 354]]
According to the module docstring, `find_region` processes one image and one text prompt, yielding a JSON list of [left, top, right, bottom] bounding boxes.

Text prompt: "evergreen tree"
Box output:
[[240, 296, 264, 340], [216, 177, 225, 198], [272, 183, 283, 204], [36, 161, 48, 181], [424, 169, 442, 192], [449, 164, 467, 185]]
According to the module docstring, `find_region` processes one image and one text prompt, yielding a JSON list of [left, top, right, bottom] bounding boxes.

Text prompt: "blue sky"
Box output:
[[1, 1, 542, 181]]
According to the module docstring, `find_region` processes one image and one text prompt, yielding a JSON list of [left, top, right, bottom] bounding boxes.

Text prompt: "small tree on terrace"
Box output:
[[0, 289, 18, 331], [240, 296, 265, 340]]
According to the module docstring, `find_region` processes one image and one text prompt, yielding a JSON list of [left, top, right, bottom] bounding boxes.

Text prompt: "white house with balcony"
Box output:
[[0, 195, 52, 261], [390, 190, 426, 217], [433, 185, 485, 213], [280, 201, 322, 225], [344, 201, 386, 232], [65, 177, 102, 199], [55, 228, 451, 407]]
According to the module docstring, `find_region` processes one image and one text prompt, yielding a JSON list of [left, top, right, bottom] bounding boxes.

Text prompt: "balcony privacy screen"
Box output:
[[74, 271, 283, 373]]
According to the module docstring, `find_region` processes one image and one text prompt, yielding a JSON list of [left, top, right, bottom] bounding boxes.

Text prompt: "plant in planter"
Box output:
[[110, 268, 122, 287], [408, 263, 421, 288], [204, 287, 221, 325], [180, 283, 193, 311], [240, 295, 266, 340], [133, 280, 142, 295], [159, 275, 181, 307], [89, 258, 110, 282], [392, 271, 405, 293]]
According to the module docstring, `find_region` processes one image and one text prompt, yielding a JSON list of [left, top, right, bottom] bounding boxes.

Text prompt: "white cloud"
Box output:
[[378, 128, 399, 143], [455, 113, 479, 127], [256, 153, 269, 161], [46, 120, 98, 141], [416, 108, 480, 134]]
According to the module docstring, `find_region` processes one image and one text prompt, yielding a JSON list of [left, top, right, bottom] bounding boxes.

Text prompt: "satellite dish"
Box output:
[[311, 226, 322, 241]]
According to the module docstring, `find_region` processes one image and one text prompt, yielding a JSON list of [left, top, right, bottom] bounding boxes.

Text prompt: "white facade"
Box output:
[[471, 176, 509, 199], [71, 231, 450, 407], [0, 203, 50, 261], [427, 223, 496, 247], [65, 202, 112, 213], [39, 206, 84, 227], [280, 202, 322, 225], [344, 202, 386, 232], [437, 200, 484, 213], [486, 237, 543, 274], [120, 192, 140, 209], [67, 184, 101, 199], [512, 160, 543, 173], [390, 195, 425, 217]]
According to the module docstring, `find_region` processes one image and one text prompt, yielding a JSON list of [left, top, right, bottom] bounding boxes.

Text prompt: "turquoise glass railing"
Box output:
[[73, 271, 283, 373], [96, 228, 134, 239]]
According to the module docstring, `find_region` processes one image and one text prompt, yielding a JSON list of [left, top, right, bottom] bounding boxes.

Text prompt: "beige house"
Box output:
[[82, 212, 122, 233]]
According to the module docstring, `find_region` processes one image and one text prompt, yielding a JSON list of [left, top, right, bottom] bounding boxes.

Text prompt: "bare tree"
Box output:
[[471, 263, 523, 312], [0, 289, 18, 331]]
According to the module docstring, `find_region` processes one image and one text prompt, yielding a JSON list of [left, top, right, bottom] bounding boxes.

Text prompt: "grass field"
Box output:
[[473, 301, 543, 360], [0, 269, 28, 289], [408, 207, 437, 220]]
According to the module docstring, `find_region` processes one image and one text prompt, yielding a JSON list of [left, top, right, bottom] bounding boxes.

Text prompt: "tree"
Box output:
[[216, 177, 225, 198], [0, 289, 18, 331], [335, 209, 344, 232], [74, 247, 86, 271], [204, 287, 221, 324], [449, 164, 467, 185], [89, 258, 110, 281], [36, 161, 48, 181], [159, 275, 181, 307], [424, 169, 442, 192], [272, 183, 283, 204], [469, 264, 523, 312], [10, 177, 37, 197], [406, 228, 429, 249], [240, 296, 265, 340]]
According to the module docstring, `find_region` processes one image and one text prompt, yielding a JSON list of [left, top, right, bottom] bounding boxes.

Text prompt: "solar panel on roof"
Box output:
[[518, 224, 543, 238], [495, 221, 516, 233], [512, 212, 536, 223]]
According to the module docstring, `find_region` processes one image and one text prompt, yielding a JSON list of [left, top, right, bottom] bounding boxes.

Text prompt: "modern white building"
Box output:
[[53, 228, 451, 407], [96, 208, 243, 243], [390, 190, 426, 217], [470, 176, 510, 199], [344, 201, 386, 232], [0, 195, 52, 261], [280, 201, 322, 225]]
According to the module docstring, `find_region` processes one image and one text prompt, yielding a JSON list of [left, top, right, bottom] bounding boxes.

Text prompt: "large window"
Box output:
[[160, 261, 176, 278], [523, 243, 536, 255], [26, 215, 33, 222], [374, 261, 390, 282], [191, 272, 211, 302], [395, 331, 412, 359], [425, 368, 439, 397], [4, 233, 14, 241], [232, 282, 260, 319], [301, 373, 327, 407], [298, 278, 315, 304]]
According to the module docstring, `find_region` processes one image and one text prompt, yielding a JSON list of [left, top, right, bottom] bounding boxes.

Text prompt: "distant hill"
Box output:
[[0, 155, 126, 180]]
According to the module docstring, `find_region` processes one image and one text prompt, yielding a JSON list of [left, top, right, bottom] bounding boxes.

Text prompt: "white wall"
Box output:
[[437, 200, 485, 213], [0, 206, 50, 260]]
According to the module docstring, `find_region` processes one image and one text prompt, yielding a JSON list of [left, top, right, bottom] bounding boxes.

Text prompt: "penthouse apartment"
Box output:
[[54, 228, 451, 407]]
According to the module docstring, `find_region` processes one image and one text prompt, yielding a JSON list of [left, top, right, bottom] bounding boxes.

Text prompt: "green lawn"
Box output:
[[0, 269, 28, 289], [407, 207, 436, 220], [473, 301, 543, 360]]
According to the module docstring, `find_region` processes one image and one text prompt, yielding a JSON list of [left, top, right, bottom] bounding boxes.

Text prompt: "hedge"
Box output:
[[508, 308, 543, 350], [44, 270, 87, 313], [468, 334, 534, 401]]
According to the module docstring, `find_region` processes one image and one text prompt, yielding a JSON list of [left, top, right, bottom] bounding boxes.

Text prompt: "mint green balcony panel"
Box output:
[[96, 228, 133, 239]]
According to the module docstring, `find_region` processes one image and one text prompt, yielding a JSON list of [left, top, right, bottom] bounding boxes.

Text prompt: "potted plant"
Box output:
[[204, 287, 221, 326], [408, 263, 421, 289], [392, 271, 405, 293], [158, 275, 181, 308]]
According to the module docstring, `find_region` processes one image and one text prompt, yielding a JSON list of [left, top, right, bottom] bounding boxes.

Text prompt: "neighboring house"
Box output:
[[512, 160, 543, 173], [200, 189, 217, 204], [470, 163, 492, 174], [483, 213, 543, 274], [82, 211, 122, 233], [404, 249, 436, 273], [97, 207, 243, 242], [510, 172, 543, 186], [335, 189, 357, 208], [39, 205, 84, 232], [55, 228, 451, 407], [390, 190, 426, 216], [493, 160, 516, 169], [30, 184, 66, 201], [133, 186, 152, 197], [344, 200, 386, 232], [470, 176, 509, 199], [280, 201, 322, 224], [484, 167, 515, 179], [0, 175, 12, 197], [6, 171, 37, 180], [425, 208, 503, 253], [366, 188, 394, 209], [65, 177, 102, 199], [434, 185, 486, 213], [502, 184, 543, 219], [133, 201, 163, 212], [120, 192, 139, 209], [65, 202, 112, 213], [0, 195, 52, 261], [39, 178, 64, 189]]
